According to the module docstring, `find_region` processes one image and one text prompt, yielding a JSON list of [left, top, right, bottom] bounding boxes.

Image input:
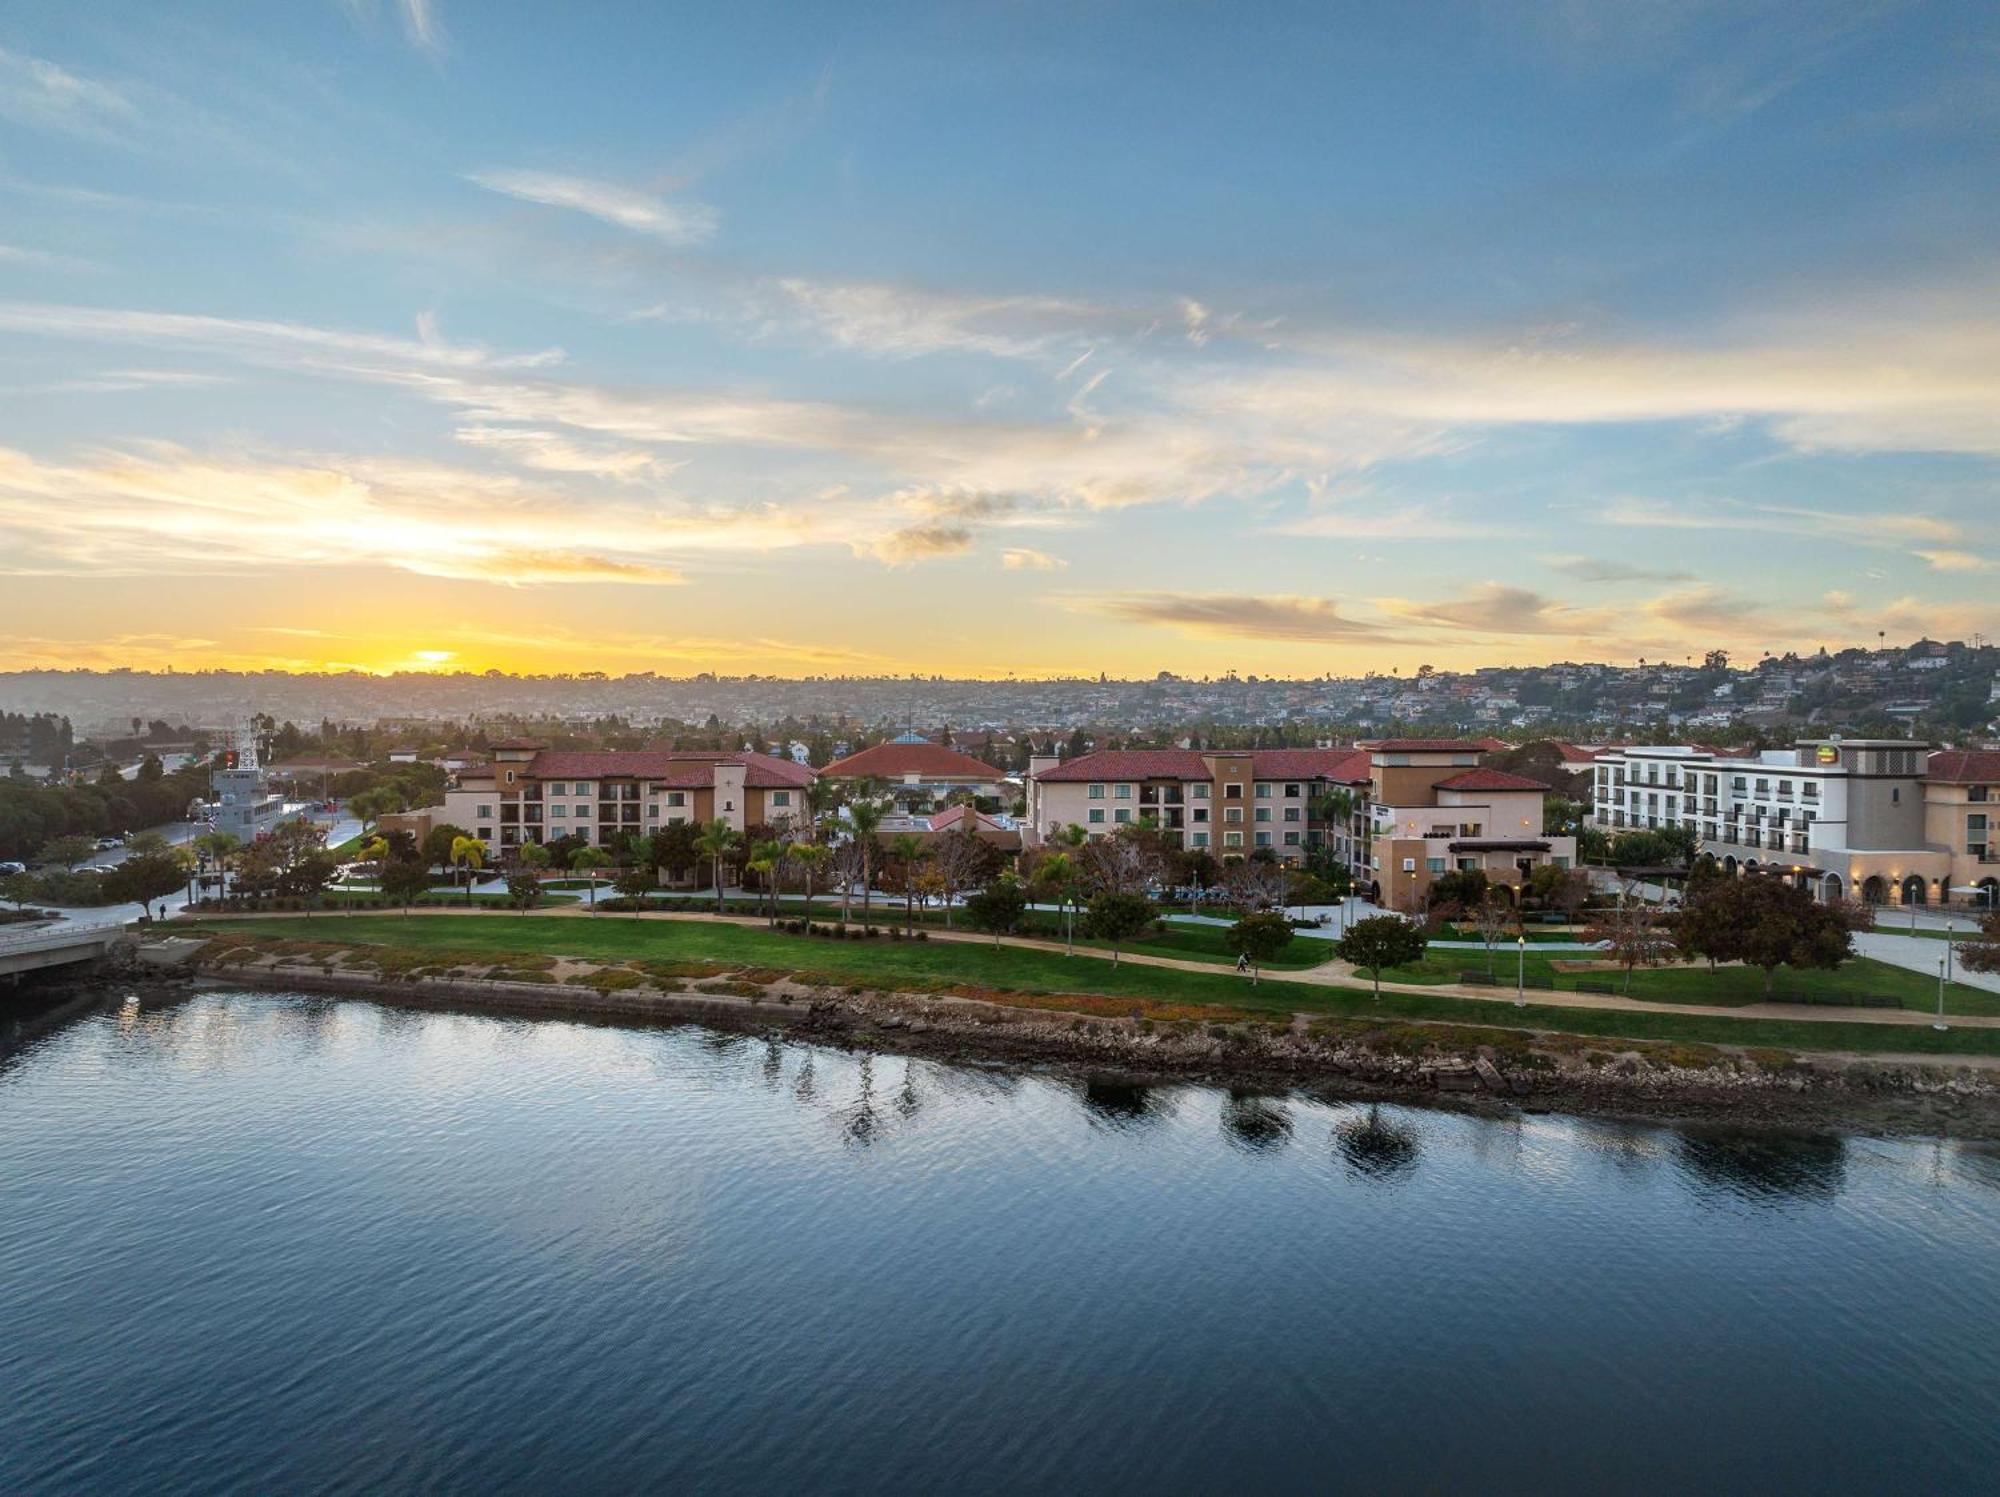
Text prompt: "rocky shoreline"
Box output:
[[62, 936, 1999, 1138]]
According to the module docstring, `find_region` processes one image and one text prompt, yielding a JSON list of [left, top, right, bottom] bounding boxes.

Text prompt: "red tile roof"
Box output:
[[1035, 746, 1373, 783], [1433, 768, 1554, 793], [1926, 749, 2000, 784], [822, 741, 1007, 780], [1550, 741, 1601, 765], [522, 748, 814, 789], [1034, 748, 1211, 782], [1363, 739, 1492, 753]]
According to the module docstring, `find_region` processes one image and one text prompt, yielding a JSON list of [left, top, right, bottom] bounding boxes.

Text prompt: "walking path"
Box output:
[[178, 902, 2000, 1033]]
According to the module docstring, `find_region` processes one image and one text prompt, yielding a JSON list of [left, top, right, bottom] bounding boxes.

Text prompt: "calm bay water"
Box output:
[[3, 989, 1999, 1495]]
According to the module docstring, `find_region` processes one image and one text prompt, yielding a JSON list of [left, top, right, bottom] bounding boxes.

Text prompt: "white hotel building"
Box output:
[[1588, 739, 1943, 905]]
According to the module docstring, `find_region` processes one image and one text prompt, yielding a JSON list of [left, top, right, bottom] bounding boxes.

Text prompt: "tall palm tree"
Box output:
[[804, 777, 842, 840], [570, 844, 612, 909], [693, 819, 740, 915], [193, 830, 241, 902], [748, 837, 784, 925], [845, 799, 885, 925], [889, 832, 926, 934], [450, 834, 486, 906]]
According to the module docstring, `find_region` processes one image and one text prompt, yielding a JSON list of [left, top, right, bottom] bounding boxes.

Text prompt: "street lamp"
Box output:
[[1516, 934, 1527, 1007], [1934, 954, 1949, 1032]]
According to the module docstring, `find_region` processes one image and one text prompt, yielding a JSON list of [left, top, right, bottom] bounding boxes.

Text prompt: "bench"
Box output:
[[1459, 971, 1499, 986], [1572, 979, 1616, 995]]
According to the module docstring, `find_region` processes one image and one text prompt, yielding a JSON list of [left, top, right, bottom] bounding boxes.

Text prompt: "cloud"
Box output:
[[0, 301, 563, 373], [1914, 549, 1992, 573], [400, 0, 445, 53], [1080, 593, 1388, 643], [0, 243, 102, 274], [861, 523, 974, 566], [1276, 502, 1497, 541], [1375, 584, 1613, 636], [1600, 497, 1962, 547], [1001, 547, 1066, 571], [1639, 585, 1771, 634], [469, 169, 717, 246], [406, 550, 682, 586], [0, 48, 135, 139], [452, 424, 678, 480], [1544, 554, 1695, 583]]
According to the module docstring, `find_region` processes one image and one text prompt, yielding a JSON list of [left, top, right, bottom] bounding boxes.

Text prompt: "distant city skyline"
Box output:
[[3, 1, 1997, 676]]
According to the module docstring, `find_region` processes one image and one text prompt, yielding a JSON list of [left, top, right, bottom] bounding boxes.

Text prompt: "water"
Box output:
[[4, 989, 1998, 1496]]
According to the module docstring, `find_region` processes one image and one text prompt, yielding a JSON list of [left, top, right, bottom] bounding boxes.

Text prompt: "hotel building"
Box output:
[[820, 739, 1010, 813], [442, 739, 816, 855]]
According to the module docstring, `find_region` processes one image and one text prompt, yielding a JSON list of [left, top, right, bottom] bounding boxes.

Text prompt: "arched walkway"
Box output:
[[1978, 878, 2000, 910], [1723, 856, 1738, 876], [1822, 874, 1843, 904], [1861, 875, 1887, 905], [1901, 875, 1927, 906]]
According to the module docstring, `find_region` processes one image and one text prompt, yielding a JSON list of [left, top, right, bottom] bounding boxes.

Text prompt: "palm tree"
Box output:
[[693, 819, 740, 915], [346, 787, 403, 837], [889, 832, 926, 934], [514, 839, 551, 912], [845, 799, 885, 925], [748, 837, 784, 925], [570, 845, 612, 909], [789, 842, 830, 919], [450, 834, 487, 906], [803, 777, 842, 840], [193, 830, 241, 902]]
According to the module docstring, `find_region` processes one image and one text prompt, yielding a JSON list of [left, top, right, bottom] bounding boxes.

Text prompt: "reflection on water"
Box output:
[[3, 988, 1999, 1497]]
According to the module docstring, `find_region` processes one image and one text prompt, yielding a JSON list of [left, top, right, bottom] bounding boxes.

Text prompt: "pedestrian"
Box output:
[[1235, 952, 1250, 974]]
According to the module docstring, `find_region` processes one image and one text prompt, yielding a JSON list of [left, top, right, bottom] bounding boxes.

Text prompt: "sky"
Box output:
[[1, 0, 1996, 678]]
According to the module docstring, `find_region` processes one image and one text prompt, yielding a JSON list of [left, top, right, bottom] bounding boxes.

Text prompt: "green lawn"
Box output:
[[187, 912, 2000, 1057], [1371, 948, 1999, 1017]]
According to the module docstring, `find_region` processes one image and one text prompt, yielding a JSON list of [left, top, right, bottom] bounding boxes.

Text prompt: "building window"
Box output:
[[1255, 831, 1272, 847], [1088, 784, 1105, 799], [648, 805, 659, 819], [1224, 807, 1243, 824], [1225, 831, 1243, 848], [547, 781, 566, 795], [1284, 831, 1300, 846], [1255, 783, 1273, 799], [551, 805, 566, 818], [1191, 831, 1209, 848], [1254, 807, 1271, 822], [667, 792, 686, 807], [1088, 808, 1106, 824], [574, 802, 590, 816], [1970, 785, 1990, 802], [1114, 808, 1131, 824], [1283, 807, 1301, 822], [477, 804, 493, 818], [1284, 783, 1300, 797], [476, 826, 491, 840], [1114, 783, 1133, 799], [1427, 857, 1446, 873], [773, 791, 790, 807], [574, 782, 593, 797], [1224, 783, 1243, 799], [1191, 784, 1210, 799], [1191, 807, 1209, 823], [1401, 857, 1417, 873]]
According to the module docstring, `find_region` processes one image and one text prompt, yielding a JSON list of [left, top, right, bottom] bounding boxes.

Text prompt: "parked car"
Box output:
[[96, 836, 125, 850], [0, 859, 26, 876]]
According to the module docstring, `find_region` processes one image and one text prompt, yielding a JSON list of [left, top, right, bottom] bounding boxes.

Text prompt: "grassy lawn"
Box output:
[[1372, 948, 1999, 1017], [187, 912, 2000, 1057]]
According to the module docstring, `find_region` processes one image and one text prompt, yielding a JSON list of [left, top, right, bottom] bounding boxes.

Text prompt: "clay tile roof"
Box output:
[[1247, 747, 1374, 781], [1432, 768, 1553, 793], [520, 747, 815, 789], [1033, 748, 1211, 782], [1926, 749, 2000, 784], [1551, 742, 1601, 765], [488, 737, 546, 751], [1365, 738, 1492, 753], [822, 741, 1007, 780]]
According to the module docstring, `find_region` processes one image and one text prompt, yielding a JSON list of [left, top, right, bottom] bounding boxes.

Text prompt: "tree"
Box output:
[[379, 853, 432, 912], [1586, 890, 1677, 993], [648, 822, 701, 883], [570, 845, 613, 910], [505, 869, 545, 911], [1527, 864, 1590, 924], [346, 787, 403, 835], [1081, 890, 1155, 967], [105, 846, 189, 911], [2, 871, 34, 909], [1225, 910, 1295, 983], [450, 835, 487, 905], [746, 837, 785, 925], [1333, 916, 1428, 999], [963, 877, 1029, 945], [40, 834, 96, 871], [1959, 910, 2000, 975], [929, 827, 995, 928], [692, 820, 740, 914], [845, 799, 885, 923], [1671, 875, 1856, 996], [422, 821, 472, 871], [1080, 827, 1163, 896], [1223, 857, 1289, 913], [1543, 795, 1584, 838], [1032, 849, 1081, 955], [1428, 867, 1489, 912], [1469, 891, 1515, 978], [888, 832, 927, 934], [787, 841, 830, 917]]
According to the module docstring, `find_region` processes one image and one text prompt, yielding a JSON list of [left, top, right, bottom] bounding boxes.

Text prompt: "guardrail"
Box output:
[[0, 919, 127, 954]]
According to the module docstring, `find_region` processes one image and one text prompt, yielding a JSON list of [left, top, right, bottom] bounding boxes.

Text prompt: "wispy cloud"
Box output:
[[1001, 546, 1066, 571], [0, 243, 102, 274], [860, 523, 974, 566], [1078, 593, 1389, 643], [469, 169, 717, 246], [1914, 548, 1993, 573], [1544, 554, 1696, 583], [1374, 584, 1614, 637], [400, 0, 446, 53], [0, 47, 135, 140]]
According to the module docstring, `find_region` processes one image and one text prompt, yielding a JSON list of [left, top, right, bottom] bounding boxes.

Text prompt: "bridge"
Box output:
[[0, 920, 128, 979]]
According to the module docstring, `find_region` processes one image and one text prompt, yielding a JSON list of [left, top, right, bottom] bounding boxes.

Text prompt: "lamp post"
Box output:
[[1516, 933, 1526, 1007], [1934, 954, 1949, 1032]]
